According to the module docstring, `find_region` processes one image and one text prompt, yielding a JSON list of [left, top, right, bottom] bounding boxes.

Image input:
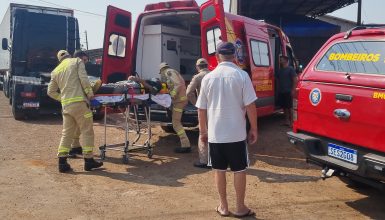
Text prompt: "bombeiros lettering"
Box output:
[[329, 53, 381, 62]]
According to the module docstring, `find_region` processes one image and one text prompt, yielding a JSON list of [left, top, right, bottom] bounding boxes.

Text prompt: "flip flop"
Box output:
[[233, 209, 255, 218], [216, 206, 230, 217]]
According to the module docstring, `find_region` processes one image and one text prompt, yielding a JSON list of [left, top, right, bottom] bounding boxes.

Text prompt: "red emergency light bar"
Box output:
[[144, 0, 198, 11]]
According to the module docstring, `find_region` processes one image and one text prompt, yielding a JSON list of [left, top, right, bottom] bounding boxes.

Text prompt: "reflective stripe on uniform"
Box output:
[[179, 96, 187, 101], [169, 90, 177, 97], [173, 108, 183, 113], [57, 146, 70, 156], [84, 112, 93, 119], [84, 87, 92, 95], [82, 146, 93, 153], [61, 96, 84, 106], [176, 129, 186, 136]]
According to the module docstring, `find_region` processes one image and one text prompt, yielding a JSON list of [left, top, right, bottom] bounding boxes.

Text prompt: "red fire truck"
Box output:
[[288, 26, 385, 189], [101, 0, 298, 129]]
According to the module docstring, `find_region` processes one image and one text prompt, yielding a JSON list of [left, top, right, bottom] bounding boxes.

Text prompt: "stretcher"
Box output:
[[92, 90, 171, 164]]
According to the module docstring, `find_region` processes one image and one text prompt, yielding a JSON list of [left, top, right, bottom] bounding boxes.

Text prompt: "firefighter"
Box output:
[[186, 58, 210, 168], [48, 50, 103, 173], [159, 62, 191, 153], [69, 50, 102, 158]]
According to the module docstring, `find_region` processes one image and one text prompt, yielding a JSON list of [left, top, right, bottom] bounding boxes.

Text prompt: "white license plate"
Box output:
[[328, 143, 357, 164], [23, 102, 39, 108]]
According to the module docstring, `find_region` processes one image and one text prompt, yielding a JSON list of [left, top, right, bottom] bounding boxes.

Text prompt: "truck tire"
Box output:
[[160, 125, 175, 133], [9, 86, 12, 105], [11, 84, 26, 120], [3, 77, 9, 98]]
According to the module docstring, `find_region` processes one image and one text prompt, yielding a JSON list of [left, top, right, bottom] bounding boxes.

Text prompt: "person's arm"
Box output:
[[47, 75, 61, 102], [186, 75, 198, 105], [246, 103, 258, 145], [128, 76, 156, 94], [242, 71, 258, 144], [168, 70, 183, 99], [77, 59, 94, 99], [196, 77, 208, 144], [198, 108, 208, 144]]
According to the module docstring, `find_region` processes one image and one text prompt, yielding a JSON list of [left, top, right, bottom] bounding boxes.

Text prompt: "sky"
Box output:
[[1, 0, 384, 49]]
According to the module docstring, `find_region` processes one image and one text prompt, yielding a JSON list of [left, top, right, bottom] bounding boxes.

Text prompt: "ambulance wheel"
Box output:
[[93, 109, 104, 121], [160, 125, 175, 133], [100, 150, 106, 160]]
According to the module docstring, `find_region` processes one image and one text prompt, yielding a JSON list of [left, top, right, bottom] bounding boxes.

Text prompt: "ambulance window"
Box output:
[[316, 41, 385, 75], [115, 14, 131, 29], [251, 40, 270, 66], [206, 27, 222, 55], [202, 5, 216, 22], [108, 34, 126, 58]]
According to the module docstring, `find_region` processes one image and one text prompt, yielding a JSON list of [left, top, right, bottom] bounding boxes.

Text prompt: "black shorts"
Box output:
[[208, 141, 249, 172], [278, 92, 293, 109]]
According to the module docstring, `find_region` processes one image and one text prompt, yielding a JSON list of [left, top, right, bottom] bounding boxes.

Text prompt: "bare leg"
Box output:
[[234, 171, 249, 214], [215, 170, 229, 215]]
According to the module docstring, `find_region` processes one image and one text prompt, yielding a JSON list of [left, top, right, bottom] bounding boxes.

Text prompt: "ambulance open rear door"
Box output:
[[200, 0, 227, 69], [101, 6, 132, 83]]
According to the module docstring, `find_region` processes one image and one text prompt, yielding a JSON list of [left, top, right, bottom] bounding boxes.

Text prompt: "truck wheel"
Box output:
[[9, 86, 12, 105], [3, 78, 9, 98], [160, 125, 175, 133], [11, 85, 25, 120]]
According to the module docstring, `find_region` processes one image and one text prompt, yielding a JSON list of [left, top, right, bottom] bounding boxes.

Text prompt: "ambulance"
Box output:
[[101, 0, 297, 129]]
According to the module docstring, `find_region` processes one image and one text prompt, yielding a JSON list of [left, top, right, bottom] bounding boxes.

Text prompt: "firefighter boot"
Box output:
[[84, 158, 103, 171], [58, 157, 72, 173]]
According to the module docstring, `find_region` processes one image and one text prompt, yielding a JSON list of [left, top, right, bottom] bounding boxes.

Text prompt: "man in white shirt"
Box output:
[[196, 42, 258, 217]]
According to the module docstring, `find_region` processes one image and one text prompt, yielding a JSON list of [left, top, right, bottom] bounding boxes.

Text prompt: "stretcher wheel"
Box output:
[[100, 151, 106, 160], [122, 155, 129, 164], [147, 148, 153, 159]]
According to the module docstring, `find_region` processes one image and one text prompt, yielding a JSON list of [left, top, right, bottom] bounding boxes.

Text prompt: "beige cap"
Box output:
[[159, 62, 169, 70], [196, 58, 208, 66], [57, 50, 70, 62]]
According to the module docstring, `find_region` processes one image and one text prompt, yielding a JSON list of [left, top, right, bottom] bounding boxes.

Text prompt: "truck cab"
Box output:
[[101, 0, 297, 129], [288, 26, 385, 189], [0, 4, 80, 120]]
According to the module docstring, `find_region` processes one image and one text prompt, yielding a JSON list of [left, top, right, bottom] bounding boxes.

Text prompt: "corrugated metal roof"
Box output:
[[235, 0, 356, 18]]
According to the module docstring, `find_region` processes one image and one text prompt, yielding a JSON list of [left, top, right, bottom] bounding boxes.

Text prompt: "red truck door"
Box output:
[[200, 0, 227, 68], [244, 24, 275, 116], [101, 6, 132, 83]]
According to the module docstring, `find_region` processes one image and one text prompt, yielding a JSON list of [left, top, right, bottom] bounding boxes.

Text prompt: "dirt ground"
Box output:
[[0, 93, 384, 220]]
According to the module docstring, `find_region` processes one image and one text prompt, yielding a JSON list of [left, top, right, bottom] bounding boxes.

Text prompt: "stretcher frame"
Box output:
[[97, 94, 153, 164]]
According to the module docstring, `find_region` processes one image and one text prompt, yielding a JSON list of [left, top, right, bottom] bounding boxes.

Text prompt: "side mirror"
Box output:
[[2, 38, 8, 50]]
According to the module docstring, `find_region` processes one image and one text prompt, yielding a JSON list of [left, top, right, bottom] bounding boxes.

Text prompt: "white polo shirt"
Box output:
[[196, 62, 257, 143]]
